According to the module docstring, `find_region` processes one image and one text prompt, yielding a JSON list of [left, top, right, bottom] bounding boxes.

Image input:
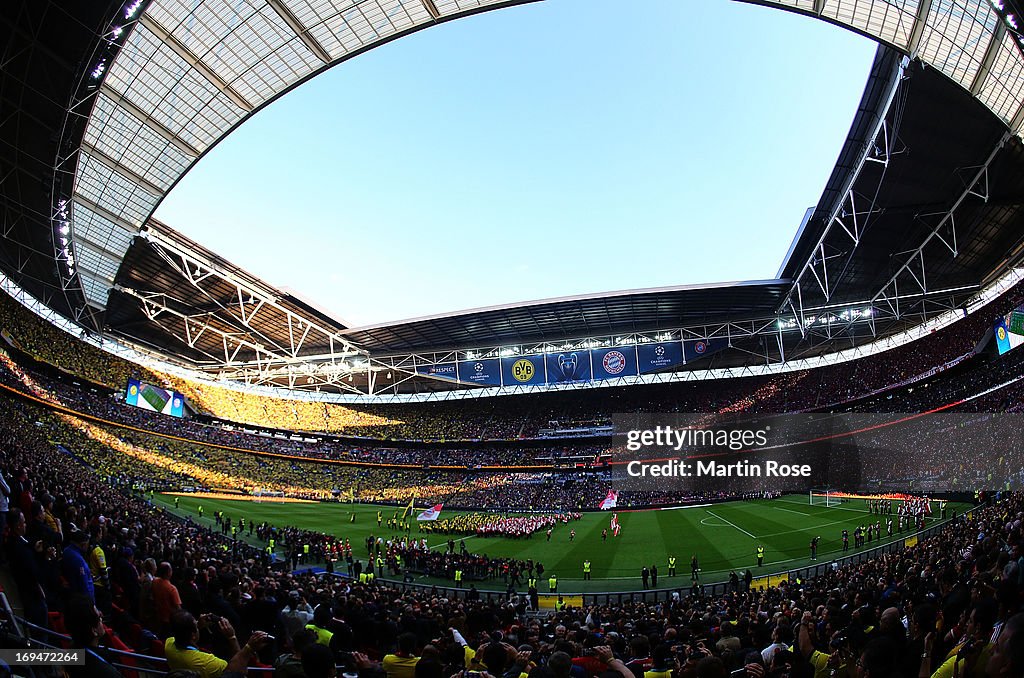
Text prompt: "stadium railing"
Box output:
[[0, 591, 290, 677]]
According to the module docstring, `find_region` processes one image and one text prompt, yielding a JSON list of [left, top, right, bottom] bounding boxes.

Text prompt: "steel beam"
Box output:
[[265, 0, 332, 63], [871, 133, 1008, 308], [98, 86, 201, 158], [138, 14, 254, 113], [141, 226, 364, 360]]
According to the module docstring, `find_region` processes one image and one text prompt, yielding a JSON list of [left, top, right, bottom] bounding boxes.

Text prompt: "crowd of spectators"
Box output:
[[0, 339, 1019, 483], [0, 349, 605, 468], [3, 332, 1024, 514], [1, 391, 1022, 677]]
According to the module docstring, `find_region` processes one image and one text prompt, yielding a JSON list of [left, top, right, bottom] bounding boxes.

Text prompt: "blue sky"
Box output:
[[153, 0, 876, 328]]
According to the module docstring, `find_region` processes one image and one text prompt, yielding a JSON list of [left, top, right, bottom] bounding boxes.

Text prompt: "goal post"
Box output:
[[809, 488, 841, 507]]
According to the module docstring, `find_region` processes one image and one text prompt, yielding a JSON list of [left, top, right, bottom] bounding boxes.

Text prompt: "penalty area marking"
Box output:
[[774, 506, 812, 517], [758, 515, 853, 539], [705, 510, 757, 539], [778, 496, 876, 514], [659, 503, 713, 511], [699, 517, 730, 528]]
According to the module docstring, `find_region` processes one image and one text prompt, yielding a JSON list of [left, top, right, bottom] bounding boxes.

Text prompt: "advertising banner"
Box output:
[[590, 347, 639, 380], [637, 341, 683, 373], [545, 351, 593, 384], [457, 358, 502, 386], [500, 355, 545, 386]]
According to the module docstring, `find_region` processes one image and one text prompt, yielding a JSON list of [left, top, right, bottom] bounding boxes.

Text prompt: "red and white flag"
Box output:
[[610, 513, 621, 537], [599, 490, 618, 510], [417, 504, 443, 521]]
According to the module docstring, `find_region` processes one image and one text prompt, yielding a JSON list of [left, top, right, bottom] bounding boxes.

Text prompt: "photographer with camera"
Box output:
[[797, 610, 862, 678], [164, 610, 271, 678], [281, 590, 315, 641], [920, 599, 998, 678]]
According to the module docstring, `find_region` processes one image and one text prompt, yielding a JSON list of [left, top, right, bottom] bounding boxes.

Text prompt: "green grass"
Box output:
[[153, 493, 967, 593]]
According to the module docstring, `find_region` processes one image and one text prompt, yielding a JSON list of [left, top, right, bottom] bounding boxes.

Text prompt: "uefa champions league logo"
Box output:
[[655, 345, 665, 357], [557, 353, 580, 380]]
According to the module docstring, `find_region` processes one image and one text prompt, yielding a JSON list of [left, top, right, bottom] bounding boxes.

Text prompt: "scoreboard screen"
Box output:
[[125, 379, 185, 418], [995, 306, 1024, 355]]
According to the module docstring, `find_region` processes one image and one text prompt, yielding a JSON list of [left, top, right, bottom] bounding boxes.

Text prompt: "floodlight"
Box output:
[[124, 0, 143, 20]]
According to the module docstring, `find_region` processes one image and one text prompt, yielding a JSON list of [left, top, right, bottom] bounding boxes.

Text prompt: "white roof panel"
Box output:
[[66, 0, 1024, 317]]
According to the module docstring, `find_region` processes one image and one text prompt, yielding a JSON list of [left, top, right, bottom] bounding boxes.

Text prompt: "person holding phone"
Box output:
[[164, 609, 270, 677]]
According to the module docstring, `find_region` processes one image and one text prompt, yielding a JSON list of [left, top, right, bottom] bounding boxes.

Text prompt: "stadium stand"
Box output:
[[2, 274, 1023, 451], [0, 407, 1021, 676], [2, 286, 1024, 511]]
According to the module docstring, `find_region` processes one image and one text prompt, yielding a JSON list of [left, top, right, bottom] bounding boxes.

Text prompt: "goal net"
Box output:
[[809, 488, 842, 507]]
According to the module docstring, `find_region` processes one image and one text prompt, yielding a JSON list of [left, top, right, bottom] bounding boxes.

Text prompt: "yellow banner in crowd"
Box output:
[[539, 594, 583, 609], [752, 573, 792, 591]]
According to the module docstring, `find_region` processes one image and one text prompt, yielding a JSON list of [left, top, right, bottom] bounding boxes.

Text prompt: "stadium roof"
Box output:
[[3, 0, 1024, 394], [341, 280, 793, 354]]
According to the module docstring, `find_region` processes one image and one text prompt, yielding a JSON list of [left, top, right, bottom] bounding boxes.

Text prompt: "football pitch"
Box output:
[[154, 493, 967, 593]]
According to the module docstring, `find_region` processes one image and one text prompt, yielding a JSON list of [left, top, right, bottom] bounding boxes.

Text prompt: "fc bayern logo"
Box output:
[[694, 341, 707, 354], [603, 350, 626, 375]]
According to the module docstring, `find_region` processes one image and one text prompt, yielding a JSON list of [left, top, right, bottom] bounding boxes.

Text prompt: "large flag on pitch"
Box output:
[[599, 490, 618, 510], [402, 496, 416, 519], [417, 504, 443, 521]]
